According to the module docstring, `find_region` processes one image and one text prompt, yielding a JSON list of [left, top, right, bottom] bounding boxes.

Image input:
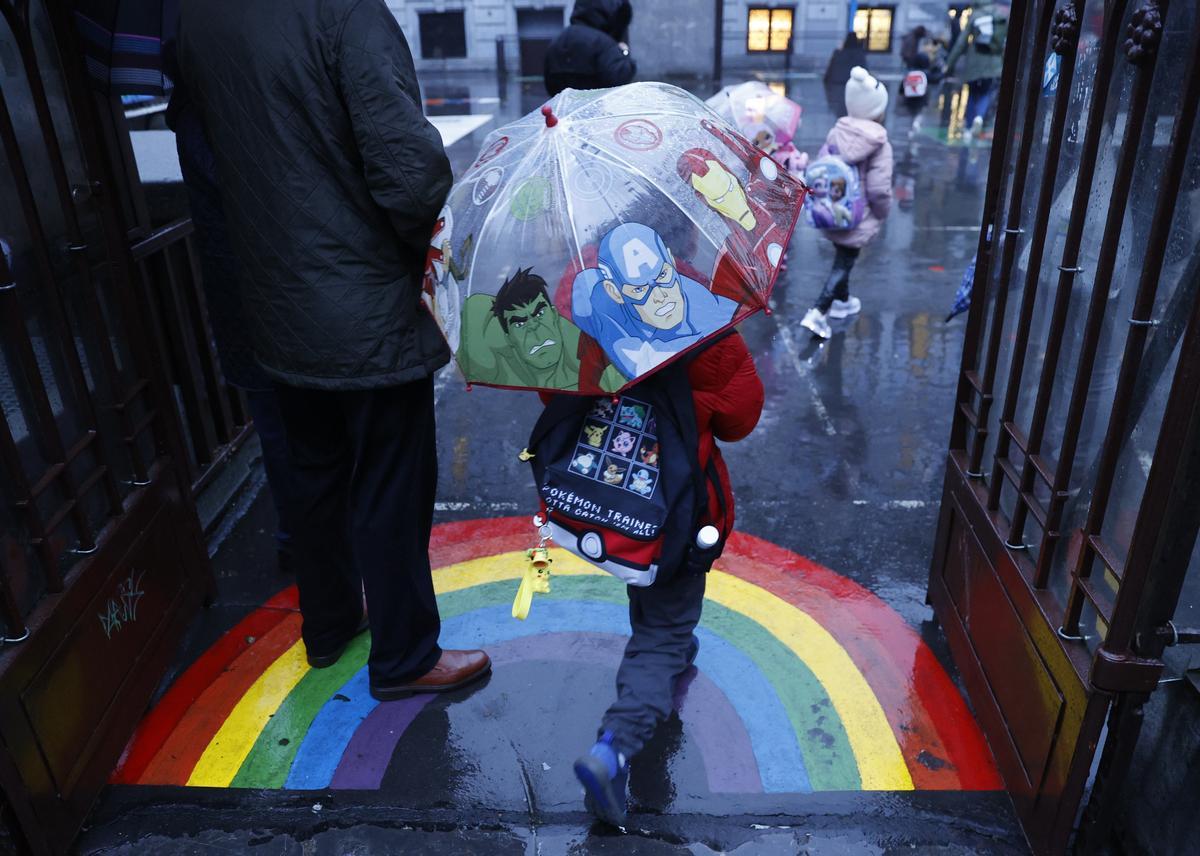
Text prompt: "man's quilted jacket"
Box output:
[[178, 0, 452, 389]]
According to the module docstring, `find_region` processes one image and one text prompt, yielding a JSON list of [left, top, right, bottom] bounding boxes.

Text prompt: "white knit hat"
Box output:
[[844, 66, 888, 120]]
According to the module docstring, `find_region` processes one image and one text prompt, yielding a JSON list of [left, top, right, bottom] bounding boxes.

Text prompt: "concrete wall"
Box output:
[[388, 1, 569, 73], [626, 0, 716, 79], [390, 0, 961, 78]]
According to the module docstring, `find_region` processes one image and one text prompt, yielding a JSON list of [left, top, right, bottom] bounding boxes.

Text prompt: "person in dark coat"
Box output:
[[544, 0, 636, 96], [177, 0, 490, 700]]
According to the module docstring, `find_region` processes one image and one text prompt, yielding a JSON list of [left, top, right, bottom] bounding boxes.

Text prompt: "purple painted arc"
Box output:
[[487, 631, 763, 794], [435, 601, 810, 791], [329, 692, 435, 790], [304, 631, 762, 793], [671, 657, 764, 793]]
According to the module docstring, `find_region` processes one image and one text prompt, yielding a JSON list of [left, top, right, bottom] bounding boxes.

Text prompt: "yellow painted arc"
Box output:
[[432, 549, 913, 790], [434, 548, 603, 594], [705, 571, 913, 790], [187, 639, 311, 787]]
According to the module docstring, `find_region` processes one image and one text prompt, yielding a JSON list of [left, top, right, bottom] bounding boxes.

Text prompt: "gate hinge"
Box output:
[[1090, 647, 1164, 693]]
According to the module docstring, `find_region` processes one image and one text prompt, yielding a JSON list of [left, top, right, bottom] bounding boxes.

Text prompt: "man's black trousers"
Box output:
[[275, 377, 442, 684]]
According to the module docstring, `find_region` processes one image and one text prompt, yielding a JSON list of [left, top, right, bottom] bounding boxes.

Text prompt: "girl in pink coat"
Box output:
[[800, 66, 894, 339]]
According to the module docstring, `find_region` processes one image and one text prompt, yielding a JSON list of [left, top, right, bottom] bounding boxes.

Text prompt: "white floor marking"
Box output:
[[428, 114, 494, 148], [777, 324, 837, 437], [434, 500, 522, 512]]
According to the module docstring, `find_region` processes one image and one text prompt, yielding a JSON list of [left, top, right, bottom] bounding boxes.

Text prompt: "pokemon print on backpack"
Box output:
[[526, 363, 724, 587]]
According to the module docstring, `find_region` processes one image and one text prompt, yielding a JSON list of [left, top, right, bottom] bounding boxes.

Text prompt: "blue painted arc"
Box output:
[[284, 669, 378, 789]]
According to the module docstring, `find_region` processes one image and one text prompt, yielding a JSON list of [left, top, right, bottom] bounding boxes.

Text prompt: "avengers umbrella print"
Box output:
[[423, 82, 807, 395]]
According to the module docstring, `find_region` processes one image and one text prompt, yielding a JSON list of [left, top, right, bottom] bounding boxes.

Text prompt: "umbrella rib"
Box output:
[[575, 127, 774, 310], [553, 133, 588, 291], [563, 107, 721, 128], [569, 126, 732, 271], [463, 132, 551, 291]]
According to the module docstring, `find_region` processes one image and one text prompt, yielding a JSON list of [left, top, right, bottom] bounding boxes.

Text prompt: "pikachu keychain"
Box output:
[[512, 514, 553, 620]]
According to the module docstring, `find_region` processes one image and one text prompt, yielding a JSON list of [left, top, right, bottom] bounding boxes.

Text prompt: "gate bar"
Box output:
[[986, 0, 1087, 520], [1014, 0, 1146, 581], [181, 234, 237, 442], [0, 90, 103, 568], [1064, 1, 1200, 637], [44, 0, 201, 498], [967, 0, 1059, 478], [1077, 53, 1200, 838], [1, 0, 130, 516], [158, 243, 222, 463], [949, 0, 1032, 455]]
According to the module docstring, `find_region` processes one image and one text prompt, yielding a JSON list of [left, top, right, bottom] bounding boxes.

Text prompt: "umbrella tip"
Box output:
[[541, 105, 558, 128]]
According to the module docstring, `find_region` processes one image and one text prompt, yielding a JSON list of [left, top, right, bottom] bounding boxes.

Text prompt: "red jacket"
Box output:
[[689, 331, 764, 536]]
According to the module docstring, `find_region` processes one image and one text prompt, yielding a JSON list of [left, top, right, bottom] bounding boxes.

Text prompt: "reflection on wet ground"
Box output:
[[81, 75, 1029, 853]]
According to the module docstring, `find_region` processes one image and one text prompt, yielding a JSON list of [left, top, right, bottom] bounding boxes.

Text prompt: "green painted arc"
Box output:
[[442, 575, 861, 789], [230, 633, 370, 788], [230, 575, 860, 790]]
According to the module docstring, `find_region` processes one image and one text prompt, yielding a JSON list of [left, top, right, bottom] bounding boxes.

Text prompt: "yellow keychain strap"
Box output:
[[512, 567, 535, 620]]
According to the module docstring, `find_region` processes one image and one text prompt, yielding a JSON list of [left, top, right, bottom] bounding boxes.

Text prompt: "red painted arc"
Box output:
[[110, 586, 300, 785], [135, 611, 304, 785]]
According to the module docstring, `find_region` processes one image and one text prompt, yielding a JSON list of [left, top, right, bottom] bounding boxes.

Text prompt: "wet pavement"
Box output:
[[77, 74, 1027, 854]]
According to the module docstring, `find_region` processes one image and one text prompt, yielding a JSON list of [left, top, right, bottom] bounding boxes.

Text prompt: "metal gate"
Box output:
[[0, 3, 247, 853], [929, 1, 1200, 852]]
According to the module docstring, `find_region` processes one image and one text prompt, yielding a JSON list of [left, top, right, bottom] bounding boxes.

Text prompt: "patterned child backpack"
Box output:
[[525, 362, 727, 587], [902, 69, 930, 98], [802, 149, 866, 230]]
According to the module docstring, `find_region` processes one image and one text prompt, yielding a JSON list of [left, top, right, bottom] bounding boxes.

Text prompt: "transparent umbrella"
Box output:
[[423, 82, 807, 395], [705, 80, 803, 151]]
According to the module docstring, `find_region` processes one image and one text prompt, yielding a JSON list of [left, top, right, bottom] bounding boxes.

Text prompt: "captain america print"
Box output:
[[570, 222, 738, 379]]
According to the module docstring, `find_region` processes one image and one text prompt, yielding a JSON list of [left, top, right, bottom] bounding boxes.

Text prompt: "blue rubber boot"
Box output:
[[573, 730, 629, 826]]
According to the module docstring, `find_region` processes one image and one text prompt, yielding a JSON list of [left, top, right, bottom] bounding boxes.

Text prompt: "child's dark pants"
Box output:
[[601, 568, 707, 759], [815, 244, 862, 313]]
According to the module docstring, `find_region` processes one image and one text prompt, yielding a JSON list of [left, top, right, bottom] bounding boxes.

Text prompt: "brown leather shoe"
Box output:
[[369, 649, 491, 701]]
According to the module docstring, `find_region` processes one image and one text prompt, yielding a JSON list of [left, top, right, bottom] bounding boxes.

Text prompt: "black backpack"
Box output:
[[526, 361, 727, 587]]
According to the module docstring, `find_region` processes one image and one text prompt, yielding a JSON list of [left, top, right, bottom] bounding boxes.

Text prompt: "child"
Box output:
[[800, 66, 894, 340], [572, 331, 764, 825]]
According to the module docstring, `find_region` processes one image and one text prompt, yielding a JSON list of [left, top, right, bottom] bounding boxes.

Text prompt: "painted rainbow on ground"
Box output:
[[112, 518, 1001, 792]]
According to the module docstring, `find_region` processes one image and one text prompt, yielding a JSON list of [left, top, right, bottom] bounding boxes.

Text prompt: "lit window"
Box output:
[[853, 6, 895, 53], [747, 8, 794, 53]]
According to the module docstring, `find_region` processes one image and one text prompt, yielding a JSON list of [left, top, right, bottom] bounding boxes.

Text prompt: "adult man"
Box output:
[[458, 268, 626, 392], [572, 223, 737, 379], [178, 0, 489, 700], [543, 0, 636, 96]]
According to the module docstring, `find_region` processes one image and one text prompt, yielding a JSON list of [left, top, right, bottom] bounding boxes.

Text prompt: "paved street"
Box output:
[[76, 73, 1027, 854]]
